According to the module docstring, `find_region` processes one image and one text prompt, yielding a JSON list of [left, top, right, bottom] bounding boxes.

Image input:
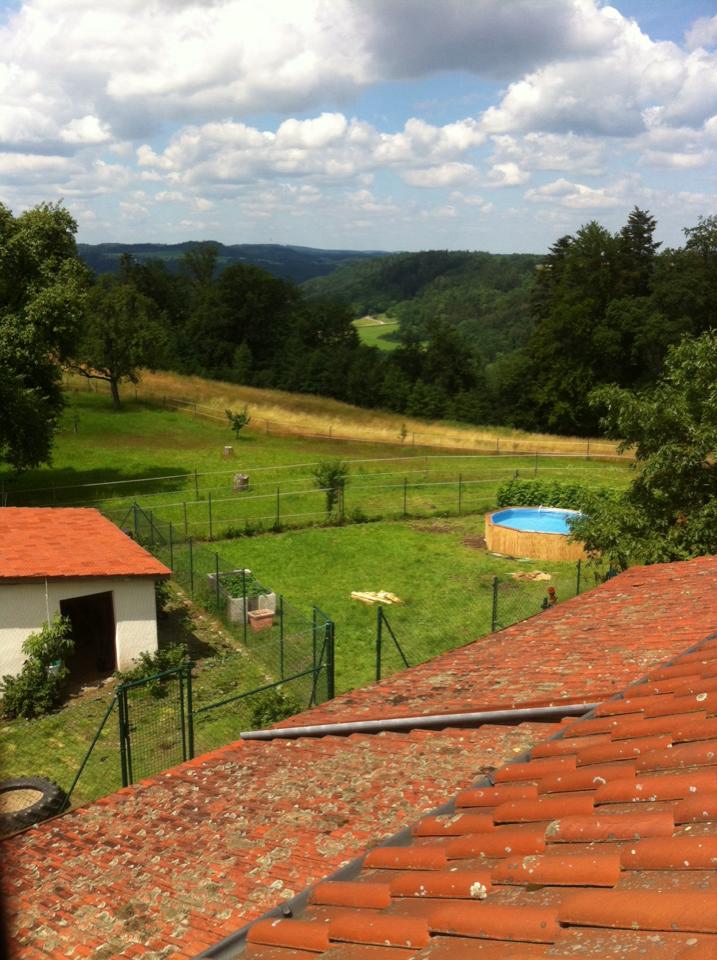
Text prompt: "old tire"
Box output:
[[0, 777, 67, 835]]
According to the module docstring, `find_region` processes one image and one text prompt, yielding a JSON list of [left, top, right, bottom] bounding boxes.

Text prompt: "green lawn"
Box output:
[[2, 393, 631, 543], [217, 516, 587, 693]]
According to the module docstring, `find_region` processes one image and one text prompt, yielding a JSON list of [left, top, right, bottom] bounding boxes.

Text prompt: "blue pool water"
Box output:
[[491, 507, 581, 535]]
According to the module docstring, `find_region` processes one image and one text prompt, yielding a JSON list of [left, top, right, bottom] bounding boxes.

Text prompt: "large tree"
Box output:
[[72, 276, 167, 408], [571, 331, 717, 568], [0, 201, 88, 469]]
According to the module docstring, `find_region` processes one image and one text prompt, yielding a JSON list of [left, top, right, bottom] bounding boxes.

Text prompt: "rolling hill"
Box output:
[[77, 241, 388, 284]]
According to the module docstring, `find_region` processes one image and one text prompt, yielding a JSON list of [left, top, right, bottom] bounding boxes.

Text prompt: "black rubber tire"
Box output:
[[0, 777, 67, 835]]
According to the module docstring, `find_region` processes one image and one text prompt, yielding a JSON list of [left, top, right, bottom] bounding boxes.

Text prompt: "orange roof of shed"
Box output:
[[0, 507, 170, 579]]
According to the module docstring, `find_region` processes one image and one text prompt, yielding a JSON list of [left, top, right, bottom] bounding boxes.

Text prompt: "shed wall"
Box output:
[[0, 577, 158, 677]]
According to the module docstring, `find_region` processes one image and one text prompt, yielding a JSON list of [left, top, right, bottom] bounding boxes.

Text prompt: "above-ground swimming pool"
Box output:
[[485, 506, 587, 562]]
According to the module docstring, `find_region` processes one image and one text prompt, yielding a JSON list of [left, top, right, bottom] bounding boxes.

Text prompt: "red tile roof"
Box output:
[[4, 556, 717, 959], [0, 508, 170, 579], [279, 558, 717, 726], [241, 631, 717, 960], [0, 722, 554, 960]]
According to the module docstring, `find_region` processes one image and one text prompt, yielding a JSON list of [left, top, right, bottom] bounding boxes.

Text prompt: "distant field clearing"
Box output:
[[67, 370, 631, 459]]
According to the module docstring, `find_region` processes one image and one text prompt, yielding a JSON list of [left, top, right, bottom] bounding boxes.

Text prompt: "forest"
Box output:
[[4, 201, 717, 472], [91, 207, 715, 438]]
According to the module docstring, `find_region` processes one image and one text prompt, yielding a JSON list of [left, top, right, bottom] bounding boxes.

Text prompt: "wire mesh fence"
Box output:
[[373, 559, 598, 683], [6, 447, 630, 539]]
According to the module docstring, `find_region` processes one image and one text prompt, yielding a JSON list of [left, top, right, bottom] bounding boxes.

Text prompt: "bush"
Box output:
[[0, 616, 75, 719], [114, 643, 188, 697], [495, 477, 619, 512], [249, 688, 302, 728]]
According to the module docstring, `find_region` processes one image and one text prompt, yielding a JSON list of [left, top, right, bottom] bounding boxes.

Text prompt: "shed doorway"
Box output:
[[60, 591, 116, 681]]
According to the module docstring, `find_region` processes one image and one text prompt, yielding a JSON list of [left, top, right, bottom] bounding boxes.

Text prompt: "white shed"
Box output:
[[0, 508, 171, 680]]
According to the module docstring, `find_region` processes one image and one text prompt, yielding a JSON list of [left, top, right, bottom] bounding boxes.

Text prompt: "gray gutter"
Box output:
[[239, 702, 599, 741]]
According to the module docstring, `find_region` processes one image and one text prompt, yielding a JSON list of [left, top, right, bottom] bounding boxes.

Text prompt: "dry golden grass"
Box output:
[[68, 370, 631, 458]]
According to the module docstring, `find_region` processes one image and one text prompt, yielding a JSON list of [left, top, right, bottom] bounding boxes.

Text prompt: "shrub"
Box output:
[[495, 477, 619, 512], [249, 688, 302, 729], [114, 643, 188, 697], [0, 616, 75, 719]]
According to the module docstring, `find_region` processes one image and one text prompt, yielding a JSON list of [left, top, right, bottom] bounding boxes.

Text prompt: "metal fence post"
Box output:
[[576, 558, 582, 595], [279, 594, 285, 679], [376, 606, 383, 681], [458, 473, 463, 514], [312, 607, 317, 674], [208, 491, 213, 540], [188, 537, 194, 597], [183, 501, 188, 537], [133, 501, 139, 540], [214, 553, 220, 611], [169, 522, 174, 570], [534, 452, 538, 477], [185, 661, 195, 760], [326, 619, 335, 700], [149, 511, 155, 549], [179, 669, 187, 762], [117, 686, 133, 787], [491, 576, 499, 632], [275, 486, 281, 528], [194, 469, 199, 499], [403, 478, 408, 518], [242, 568, 248, 645]]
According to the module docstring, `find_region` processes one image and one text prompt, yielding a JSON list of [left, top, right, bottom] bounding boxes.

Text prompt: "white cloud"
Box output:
[[490, 132, 605, 175], [685, 15, 717, 51], [402, 162, 479, 187], [524, 177, 624, 209], [485, 162, 530, 187], [481, 10, 717, 137], [136, 114, 486, 188]]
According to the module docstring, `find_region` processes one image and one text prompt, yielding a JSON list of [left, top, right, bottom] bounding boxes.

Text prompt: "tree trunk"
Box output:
[[110, 377, 121, 410]]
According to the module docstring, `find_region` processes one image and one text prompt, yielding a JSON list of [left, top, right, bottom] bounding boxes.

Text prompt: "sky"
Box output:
[[1, 0, 716, 252]]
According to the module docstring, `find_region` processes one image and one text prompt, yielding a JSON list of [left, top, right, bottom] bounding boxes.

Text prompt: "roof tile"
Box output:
[[428, 903, 560, 943], [455, 786, 537, 808], [412, 814, 494, 837], [248, 920, 331, 952], [491, 851, 621, 887], [310, 883, 392, 910], [389, 870, 491, 900], [493, 796, 593, 823], [620, 836, 717, 870], [537, 764, 636, 795], [595, 771, 717, 803], [575, 735, 672, 766], [545, 811, 674, 842], [634, 740, 717, 772], [329, 916, 430, 949], [446, 830, 546, 860], [364, 848, 448, 872], [557, 890, 717, 933]]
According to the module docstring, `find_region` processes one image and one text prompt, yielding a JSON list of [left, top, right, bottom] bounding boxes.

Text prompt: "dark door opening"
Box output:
[[60, 591, 116, 682]]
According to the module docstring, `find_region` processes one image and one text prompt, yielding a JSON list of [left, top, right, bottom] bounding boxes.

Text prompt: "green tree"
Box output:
[[571, 331, 717, 567], [71, 276, 167, 408], [312, 460, 349, 516], [0, 201, 88, 469]]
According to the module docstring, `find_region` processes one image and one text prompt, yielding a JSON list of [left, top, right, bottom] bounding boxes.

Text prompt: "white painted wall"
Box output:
[[0, 577, 159, 677]]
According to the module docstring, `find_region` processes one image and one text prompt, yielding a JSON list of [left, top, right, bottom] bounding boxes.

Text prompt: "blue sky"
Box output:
[[1, 0, 716, 252]]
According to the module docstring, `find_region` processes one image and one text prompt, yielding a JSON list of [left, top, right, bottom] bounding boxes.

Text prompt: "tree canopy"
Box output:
[[571, 331, 717, 568], [0, 201, 88, 469]]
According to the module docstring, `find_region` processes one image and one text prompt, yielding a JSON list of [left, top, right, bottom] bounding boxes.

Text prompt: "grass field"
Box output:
[[217, 516, 587, 693], [4, 393, 632, 545], [62, 368, 631, 458], [353, 314, 401, 351]]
